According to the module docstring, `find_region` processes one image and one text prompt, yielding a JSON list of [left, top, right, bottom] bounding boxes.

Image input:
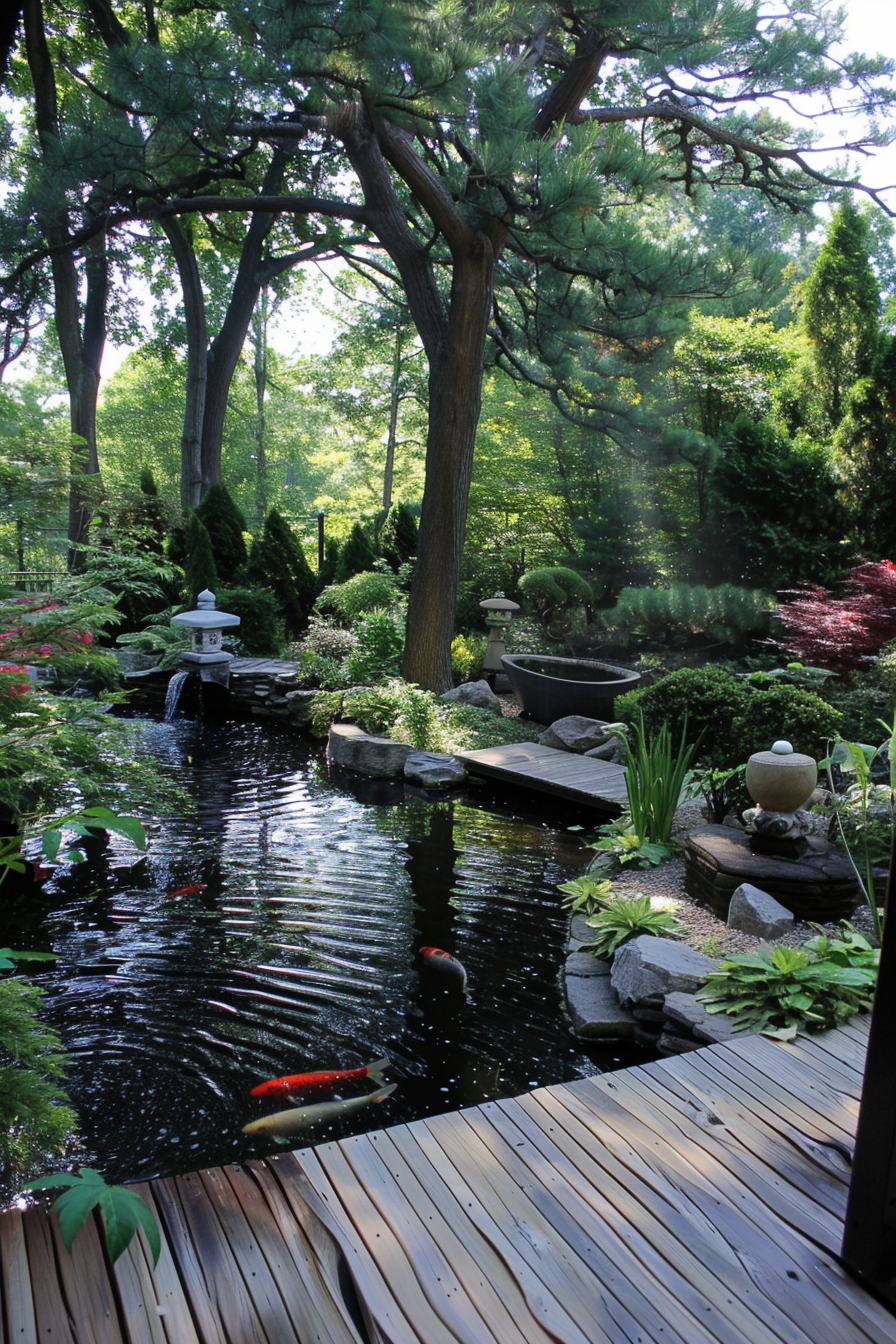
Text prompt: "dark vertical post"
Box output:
[[317, 510, 325, 572], [841, 835, 896, 1302]]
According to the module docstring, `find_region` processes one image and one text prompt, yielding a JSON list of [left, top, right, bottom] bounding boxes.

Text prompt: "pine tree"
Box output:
[[248, 509, 317, 638], [196, 483, 248, 584]]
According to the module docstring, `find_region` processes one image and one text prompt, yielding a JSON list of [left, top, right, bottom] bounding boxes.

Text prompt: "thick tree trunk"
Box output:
[[383, 329, 401, 513], [402, 248, 496, 692], [161, 217, 206, 510]]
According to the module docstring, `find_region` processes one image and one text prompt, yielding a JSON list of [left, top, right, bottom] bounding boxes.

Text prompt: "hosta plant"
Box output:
[[557, 874, 614, 917], [588, 817, 673, 870], [582, 894, 683, 959], [697, 943, 876, 1040]]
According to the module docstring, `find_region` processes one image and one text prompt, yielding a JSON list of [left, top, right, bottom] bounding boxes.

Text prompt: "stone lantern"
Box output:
[[172, 590, 241, 666], [480, 592, 520, 679]]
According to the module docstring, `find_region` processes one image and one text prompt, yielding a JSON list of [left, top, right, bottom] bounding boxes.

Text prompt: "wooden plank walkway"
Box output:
[[456, 741, 629, 811], [1, 1018, 891, 1344]]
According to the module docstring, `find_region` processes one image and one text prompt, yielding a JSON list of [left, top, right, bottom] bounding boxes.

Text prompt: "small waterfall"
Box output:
[[163, 669, 191, 721]]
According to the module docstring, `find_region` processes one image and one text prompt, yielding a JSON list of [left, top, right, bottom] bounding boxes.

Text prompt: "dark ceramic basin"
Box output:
[[501, 654, 640, 723]]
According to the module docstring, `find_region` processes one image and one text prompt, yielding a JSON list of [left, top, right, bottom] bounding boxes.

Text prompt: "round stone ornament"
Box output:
[[745, 739, 818, 813]]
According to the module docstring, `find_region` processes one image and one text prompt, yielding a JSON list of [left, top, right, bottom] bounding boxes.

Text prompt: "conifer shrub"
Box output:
[[318, 537, 340, 589], [196, 483, 248, 583], [183, 510, 218, 604], [335, 521, 377, 581], [379, 502, 418, 572], [247, 509, 317, 639]]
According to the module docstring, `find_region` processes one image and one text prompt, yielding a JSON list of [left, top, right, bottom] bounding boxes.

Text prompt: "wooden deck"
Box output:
[[456, 742, 629, 811], [1, 1018, 891, 1344]]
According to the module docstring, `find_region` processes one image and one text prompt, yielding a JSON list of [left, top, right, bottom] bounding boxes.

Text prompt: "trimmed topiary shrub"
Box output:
[[247, 509, 317, 639], [519, 566, 594, 633], [605, 583, 774, 649], [196, 483, 248, 584]]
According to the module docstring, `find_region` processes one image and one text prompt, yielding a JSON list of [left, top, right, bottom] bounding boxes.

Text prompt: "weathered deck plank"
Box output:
[[2, 1018, 892, 1344], [456, 742, 629, 810]]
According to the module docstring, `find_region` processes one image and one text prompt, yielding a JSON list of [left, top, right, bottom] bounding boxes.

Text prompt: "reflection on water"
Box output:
[[6, 719, 640, 1184]]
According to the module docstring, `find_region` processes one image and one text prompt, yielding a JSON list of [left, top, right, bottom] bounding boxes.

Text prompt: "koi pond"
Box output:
[[6, 716, 637, 1186]]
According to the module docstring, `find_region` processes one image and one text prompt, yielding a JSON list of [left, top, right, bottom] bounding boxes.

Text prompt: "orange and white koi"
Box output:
[[419, 946, 468, 990]]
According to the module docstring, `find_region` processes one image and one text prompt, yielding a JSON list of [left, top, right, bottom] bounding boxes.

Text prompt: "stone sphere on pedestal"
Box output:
[[745, 739, 817, 814]]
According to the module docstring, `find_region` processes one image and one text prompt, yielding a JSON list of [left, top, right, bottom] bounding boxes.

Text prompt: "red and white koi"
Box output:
[[250, 1056, 391, 1101], [164, 884, 208, 898], [242, 1083, 397, 1138]]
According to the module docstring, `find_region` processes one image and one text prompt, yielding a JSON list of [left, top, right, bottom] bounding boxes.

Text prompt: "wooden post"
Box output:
[[840, 830, 896, 1301]]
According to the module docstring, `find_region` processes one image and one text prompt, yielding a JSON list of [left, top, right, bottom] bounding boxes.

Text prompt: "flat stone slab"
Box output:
[[663, 990, 737, 1045], [565, 951, 611, 978], [566, 972, 638, 1039], [684, 825, 860, 922], [327, 723, 413, 778], [404, 751, 467, 789]]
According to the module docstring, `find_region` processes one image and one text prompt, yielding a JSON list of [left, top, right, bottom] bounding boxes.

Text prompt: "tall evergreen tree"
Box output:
[[336, 522, 377, 582], [248, 509, 317, 639], [196, 482, 248, 584], [184, 510, 218, 604], [802, 201, 881, 429]]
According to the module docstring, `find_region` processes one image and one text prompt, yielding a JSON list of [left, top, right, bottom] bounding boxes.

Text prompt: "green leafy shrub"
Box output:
[[317, 570, 405, 623], [697, 942, 876, 1039], [116, 610, 191, 670], [582, 894, 682, 959], [588, 817, 673, 870], [519, 566, 593, 633], [0, 968, 77, 1200], [345, 609, 405, 684], [604, 583, 773, 647], [451, 633, 487, 685], [217, 586, 283, 656]]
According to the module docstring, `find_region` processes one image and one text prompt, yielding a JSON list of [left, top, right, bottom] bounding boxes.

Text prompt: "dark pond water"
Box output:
[[8, 717, 642, 1185]]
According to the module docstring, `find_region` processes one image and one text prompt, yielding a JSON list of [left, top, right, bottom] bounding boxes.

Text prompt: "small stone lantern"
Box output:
[[480, 592, 520, 678], [172, 590, 241, 666], [744, 739, 818, 853]]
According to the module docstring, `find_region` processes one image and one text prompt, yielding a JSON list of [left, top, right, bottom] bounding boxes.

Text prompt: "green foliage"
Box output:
[[671, 312, 797, 440], [317, 570, 404, 622], [519, 567, 593, 632], [619, 717, 698, 847], [557, 874, 614, 917], [697, 942, 876, 1040], [582, 894, 683, 959], [379, 502, 418, 572], [345, 609, 405, 684], [588, 818, 673, 871], [699, 417, 845, 590], [617, 666, 840, 773], [450, 633, 487, 685], [335, 522, 377, 582], [217, 586, 282, 656], [25, 1168, 160, 1267], [116, 609, 192, 671], [0, 976, 76, 1199], [604, 584, 773, 649], [248, 509, 317, 640], [803, 923, 880, 973], [803, 199, 881, 428], [196, 484, 249, 584], [184, 510, 218, 604]]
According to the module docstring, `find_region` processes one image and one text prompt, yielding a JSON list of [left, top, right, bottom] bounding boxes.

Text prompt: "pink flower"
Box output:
[[39, 645, 52, 654]]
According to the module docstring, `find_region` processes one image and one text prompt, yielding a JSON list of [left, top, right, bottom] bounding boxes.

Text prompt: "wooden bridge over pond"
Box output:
[[1, 1016, 890, 1344]]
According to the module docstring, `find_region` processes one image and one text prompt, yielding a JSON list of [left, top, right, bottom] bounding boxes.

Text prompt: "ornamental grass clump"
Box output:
[[697, 938, 878, 1041], [617, 715, 698, 848], [582, 894, 683, 959]]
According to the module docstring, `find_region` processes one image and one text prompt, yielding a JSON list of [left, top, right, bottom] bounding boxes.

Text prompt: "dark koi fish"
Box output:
[[250, 1056, 391, 1101], [242, 1084, 397, 1139], [419, 946, 468, 990], [165, 884, 208, 898]]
